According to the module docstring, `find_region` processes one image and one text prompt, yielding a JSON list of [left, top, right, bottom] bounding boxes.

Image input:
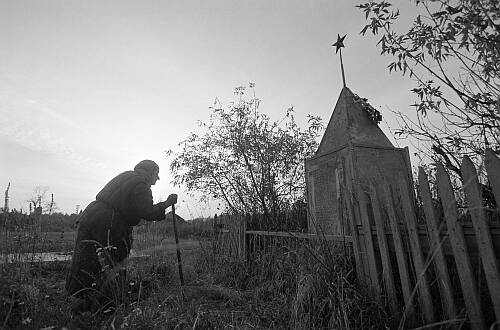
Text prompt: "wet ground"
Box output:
[[0, 238, 201, 264]]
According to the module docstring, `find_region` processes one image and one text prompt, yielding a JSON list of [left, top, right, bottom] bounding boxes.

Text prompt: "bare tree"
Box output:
[[2, 182, 10, 228], [357, 0, 500, 180], [27, 186, 57, 215]]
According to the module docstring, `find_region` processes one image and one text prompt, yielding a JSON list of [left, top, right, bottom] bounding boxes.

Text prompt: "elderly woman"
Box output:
[[66, 160, 177, 314]]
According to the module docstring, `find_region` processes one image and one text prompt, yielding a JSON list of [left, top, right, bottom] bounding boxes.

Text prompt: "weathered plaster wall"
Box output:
[[306, 145, 413, 235], [306, 147, 350, 235]]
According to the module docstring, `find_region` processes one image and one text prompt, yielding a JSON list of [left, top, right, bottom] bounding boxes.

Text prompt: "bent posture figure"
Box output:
[[66, 160, 177, 313]]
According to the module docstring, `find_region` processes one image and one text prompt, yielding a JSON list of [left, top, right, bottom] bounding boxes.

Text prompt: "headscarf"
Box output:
[[134, 160, 160, 180]]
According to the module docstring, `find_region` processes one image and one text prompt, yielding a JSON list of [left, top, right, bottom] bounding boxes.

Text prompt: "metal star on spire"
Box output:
[[332, 34, 346, 54], [332, 34, 347, 87]]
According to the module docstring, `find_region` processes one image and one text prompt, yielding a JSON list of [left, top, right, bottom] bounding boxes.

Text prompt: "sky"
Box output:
[[0, 0, 420, 219]]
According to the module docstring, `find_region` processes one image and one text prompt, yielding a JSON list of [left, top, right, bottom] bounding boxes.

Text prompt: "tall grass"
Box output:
[[0, 215, 75, 328], [191, 236, 394, 329], [1, 214, 393, 329]]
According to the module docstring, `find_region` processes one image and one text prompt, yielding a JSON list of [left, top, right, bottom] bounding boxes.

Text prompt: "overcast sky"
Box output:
[[0, 0, 420, 219]]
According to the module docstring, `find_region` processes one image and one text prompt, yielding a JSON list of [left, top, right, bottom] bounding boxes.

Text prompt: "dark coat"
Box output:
[[66, 170, 166, 296]]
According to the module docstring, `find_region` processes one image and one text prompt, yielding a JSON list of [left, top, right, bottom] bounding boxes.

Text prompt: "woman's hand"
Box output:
[[165, 194, 178, 207]]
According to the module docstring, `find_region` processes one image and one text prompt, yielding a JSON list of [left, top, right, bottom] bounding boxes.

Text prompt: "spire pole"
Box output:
[[332, 34, 347, 88], [339, 47, 346, 87]]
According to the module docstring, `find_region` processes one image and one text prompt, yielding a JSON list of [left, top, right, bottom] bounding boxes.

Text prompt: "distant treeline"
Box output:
[[135, 215, 215, 240], [1, 200, 308, 234], [172, 206, 308, 238], [0, 211, 79, 232]]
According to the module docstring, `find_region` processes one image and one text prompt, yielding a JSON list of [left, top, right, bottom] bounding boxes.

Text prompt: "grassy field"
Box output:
[[0, 231, 76, 254], [0, 234, 203, 329], [0, 225, 392, 329]]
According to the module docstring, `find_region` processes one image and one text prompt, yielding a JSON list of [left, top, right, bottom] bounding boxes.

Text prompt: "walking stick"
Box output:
[[171, 203, 185, 286]]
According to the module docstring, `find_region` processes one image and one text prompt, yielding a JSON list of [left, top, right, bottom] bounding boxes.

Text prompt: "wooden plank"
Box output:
[[229, 223, 236, 259], [370, 185, 399, 314], [336, 167, 342, 237], [306, 168, 318, 234], [242, 216, 247, 260], [237, 216, 241, 260], [344, 152, 365, 284], [240, 216, 244, 259], [461, 156, 500, 321], [344, 190, 365, 284], [403, 147, 418, 208], [398, 173, 435, 323], [233, 218, 240, 259], [485, 149, 500, 213], [436, 163, 485, 329], [418, 167, 456, 320], [355, 183, 381, 295], [253, 234, 256, 255], [256, 234, 260, 253], [382, 182, 415, 323]]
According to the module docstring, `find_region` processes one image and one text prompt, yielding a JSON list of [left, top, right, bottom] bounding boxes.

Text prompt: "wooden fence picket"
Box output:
[[436, 163, 485, 329], [370, 185, 398, 314], [461, 156, 500, 321], [230, 221, 237, 258], [485, 149, 500, 211], [355, 184, 381, 295], [344, 195, 364, 283], [217, 154, 500, 328], [417, 167, 456, 320], [397, 173, 435, 323], [381, 182, 415, 321], [344, 156, 366, 286]]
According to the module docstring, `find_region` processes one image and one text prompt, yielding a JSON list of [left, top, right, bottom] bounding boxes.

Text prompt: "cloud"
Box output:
[[0, 94, 109, 171]]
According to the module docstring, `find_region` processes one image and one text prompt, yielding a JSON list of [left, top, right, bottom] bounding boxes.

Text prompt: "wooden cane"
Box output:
[[171, 203, 185, 286]]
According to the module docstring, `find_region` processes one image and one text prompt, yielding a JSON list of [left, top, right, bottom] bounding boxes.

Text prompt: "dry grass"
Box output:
[[0, 230, 76, 254], [1, 224, 392, 329], [116, 237, 393, 329]]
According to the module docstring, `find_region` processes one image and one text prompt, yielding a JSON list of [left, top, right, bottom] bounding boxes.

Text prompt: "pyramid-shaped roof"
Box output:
[[315, 87, 393, 156]]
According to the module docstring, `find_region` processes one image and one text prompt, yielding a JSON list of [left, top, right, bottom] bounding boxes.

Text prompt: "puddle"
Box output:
[[0, 252, 71, 264], [0, 250, 149, 264]]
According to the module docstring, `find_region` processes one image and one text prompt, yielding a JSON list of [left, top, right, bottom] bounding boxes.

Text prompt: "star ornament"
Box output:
[[332, 34, 347, 53]]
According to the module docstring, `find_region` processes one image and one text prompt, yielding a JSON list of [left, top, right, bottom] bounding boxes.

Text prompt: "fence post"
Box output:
[[370, 185, 398, 315], [436, 163, 485, 329], [382, 182, 415, 324], [462, 156, 500, 321], [485, 149, 500, 213], [241, 215, 247, 261], [398, 173, 435, 323], [355, 184, 380, 296], [344, 156, 366, 286], [418, 167, 456, 320]]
